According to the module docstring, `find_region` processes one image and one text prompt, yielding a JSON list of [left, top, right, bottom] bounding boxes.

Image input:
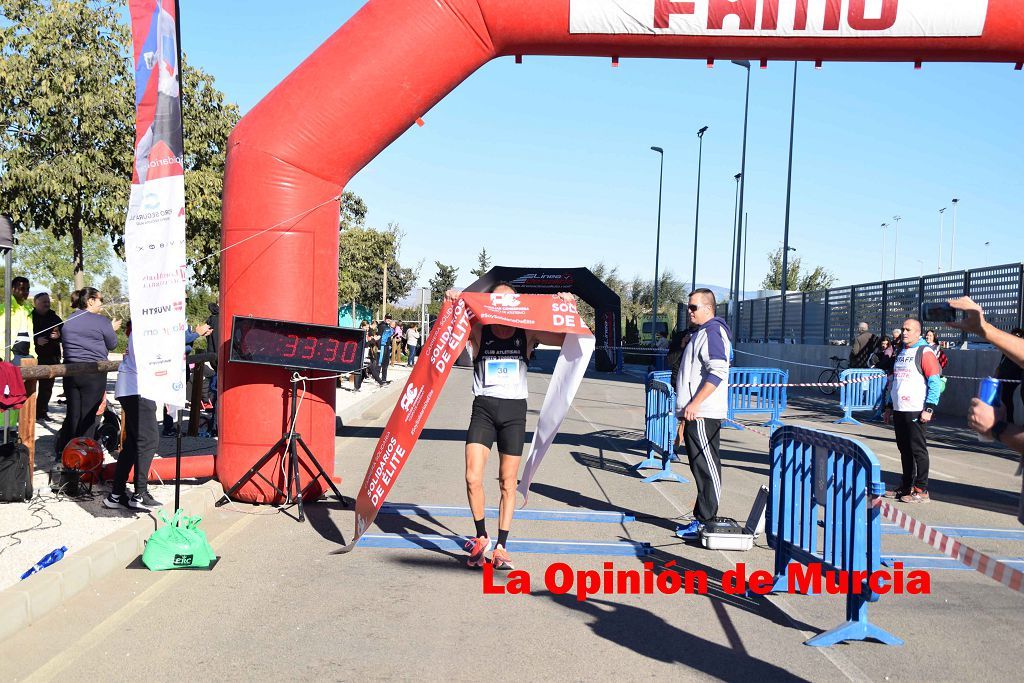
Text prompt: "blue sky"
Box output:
[[175, 0, 1022, 293]]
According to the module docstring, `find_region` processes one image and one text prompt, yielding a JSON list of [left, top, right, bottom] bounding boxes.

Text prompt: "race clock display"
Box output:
[[229, 316, 366, 373]]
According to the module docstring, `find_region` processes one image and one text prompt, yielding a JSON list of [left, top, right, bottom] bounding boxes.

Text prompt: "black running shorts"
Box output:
[[466, 396, 528, 456]]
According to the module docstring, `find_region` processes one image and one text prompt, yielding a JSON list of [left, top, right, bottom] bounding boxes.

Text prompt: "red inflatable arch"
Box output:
[[217, 0, 1024, 502]]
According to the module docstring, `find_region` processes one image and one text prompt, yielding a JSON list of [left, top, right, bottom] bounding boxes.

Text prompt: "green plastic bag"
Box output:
[[142, 509, 216, 571]]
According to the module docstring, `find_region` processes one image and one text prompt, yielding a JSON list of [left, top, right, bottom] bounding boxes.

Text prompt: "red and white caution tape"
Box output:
[[728, 376, 877, 389], [731, 416, 1024, 592], [875, 498, 1024, 593]]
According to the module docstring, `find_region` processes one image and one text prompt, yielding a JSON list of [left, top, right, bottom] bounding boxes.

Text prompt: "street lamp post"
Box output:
[[892, 215, 902, 279], [731, 59, 752, 332], [917, 259, 924, 277], [729, 173, 742, 307], [650, 146, 665, 345], [950, 198, 959, 271], [985, 241, 991, 266], [937, 207, 946, 272], [880, 223, 888, 281], [691, 126, 708, 293], [780, 61, 798, 342]]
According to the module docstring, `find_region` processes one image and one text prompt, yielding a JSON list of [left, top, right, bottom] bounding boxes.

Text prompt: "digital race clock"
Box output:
[[229, 316, 366, 373]]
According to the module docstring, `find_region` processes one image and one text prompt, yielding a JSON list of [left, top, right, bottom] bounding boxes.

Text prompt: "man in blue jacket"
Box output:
[[674, 288, 732, 540]]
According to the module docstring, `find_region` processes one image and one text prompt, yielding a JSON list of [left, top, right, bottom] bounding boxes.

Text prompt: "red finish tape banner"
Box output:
[[338, 293, 595, 552], [570, 0, 988, 38]]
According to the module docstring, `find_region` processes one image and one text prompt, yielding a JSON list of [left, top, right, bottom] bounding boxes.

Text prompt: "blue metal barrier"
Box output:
[[634, 373, 687, 484], [767, 425, 901, 647], [835, 369, 888, 425], [725, 367, 788, 430]]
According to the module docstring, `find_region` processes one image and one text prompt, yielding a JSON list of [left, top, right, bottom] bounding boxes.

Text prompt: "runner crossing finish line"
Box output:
[[336, 292, 595, 554]]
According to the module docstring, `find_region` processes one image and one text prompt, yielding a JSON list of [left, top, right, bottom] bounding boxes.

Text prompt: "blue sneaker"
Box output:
[[675, 520, 704, 540]]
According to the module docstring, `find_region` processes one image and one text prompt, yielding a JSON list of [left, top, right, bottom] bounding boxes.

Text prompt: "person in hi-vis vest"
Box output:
[[883, 318, 943, 504]]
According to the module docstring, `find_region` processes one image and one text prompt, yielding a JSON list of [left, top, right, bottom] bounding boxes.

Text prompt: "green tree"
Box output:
[[470, 248, 492, 279], [100, 274, 122, 300], [13, 228, 112, 298], [0, 1, 240, 290], [429, 261, 459, 305], [799, 266, 837, 293], [339, 191, 367, 231], [180, 57, 241, 289], [0, 0, 133, 289], [761, 247, 836, 292], [338, 222, 417, 316]]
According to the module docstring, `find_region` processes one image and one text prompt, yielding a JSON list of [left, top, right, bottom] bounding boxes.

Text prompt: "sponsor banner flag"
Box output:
[[569, 0, 988, 38], [337, 293, 595, 553], [125, 0, 187, 407]]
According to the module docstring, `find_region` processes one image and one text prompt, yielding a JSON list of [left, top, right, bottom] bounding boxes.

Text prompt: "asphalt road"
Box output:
[[2, 352, 1023, 681]]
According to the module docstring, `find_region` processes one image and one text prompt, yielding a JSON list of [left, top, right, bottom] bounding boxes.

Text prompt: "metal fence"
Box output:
[[734, 262, 1024, 345]]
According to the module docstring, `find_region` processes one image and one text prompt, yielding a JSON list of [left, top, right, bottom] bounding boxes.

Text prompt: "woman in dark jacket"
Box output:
[[54, 288, 120, 459]]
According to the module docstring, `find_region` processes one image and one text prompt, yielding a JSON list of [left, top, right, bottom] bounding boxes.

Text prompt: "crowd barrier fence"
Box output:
[[725, 367, 788, 431], [767, 425, 902, 647], [635, 372, 687, 484], [835, 369, 888, 425]]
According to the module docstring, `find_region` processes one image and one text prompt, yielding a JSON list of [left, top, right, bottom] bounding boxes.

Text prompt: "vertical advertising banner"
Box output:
[[125, 0, 187, 407]]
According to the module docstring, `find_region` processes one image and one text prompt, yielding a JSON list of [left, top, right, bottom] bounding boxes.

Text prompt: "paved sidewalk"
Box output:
[[0, 363, 411, 593]]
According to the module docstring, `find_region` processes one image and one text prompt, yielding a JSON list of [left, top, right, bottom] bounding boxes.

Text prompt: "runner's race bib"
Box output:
[[484, 359, 520, 386]]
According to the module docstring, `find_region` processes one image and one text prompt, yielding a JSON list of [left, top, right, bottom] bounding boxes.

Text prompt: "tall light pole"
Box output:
[[742, 212, 749, 302], [950, 198, 959, 271], [880, 223, 888, 281], [780, 61, 798, 341], [691, 125, 708, 293], [917, 259, 924, 277], [731, 59, 752, 332], [985, 241, 991, 266], [729, 173, 742, 305], [892, 215, 902, 279], [650, 146, 664, 344], [937, 207, 946, 272]]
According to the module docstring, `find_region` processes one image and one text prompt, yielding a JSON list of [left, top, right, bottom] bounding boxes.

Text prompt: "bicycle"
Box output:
[[817, 355, 848, 396]]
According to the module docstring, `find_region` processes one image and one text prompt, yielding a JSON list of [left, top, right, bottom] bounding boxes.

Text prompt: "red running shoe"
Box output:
[[464, 536, 490, 568]]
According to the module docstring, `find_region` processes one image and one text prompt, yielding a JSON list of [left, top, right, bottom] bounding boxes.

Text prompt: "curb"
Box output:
[[0, 479, 224, 645], [338, 372, 409, 426]]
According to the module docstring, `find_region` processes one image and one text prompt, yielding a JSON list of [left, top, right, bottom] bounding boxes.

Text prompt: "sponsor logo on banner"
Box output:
[[400, 383, 422, 412], [509, 272, 576, 290], [569, 0, 989, 37], [490, 292, 521, 308]]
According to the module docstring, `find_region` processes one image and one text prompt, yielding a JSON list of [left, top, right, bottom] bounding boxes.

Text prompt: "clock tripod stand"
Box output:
[[219, 372, 345, 522]]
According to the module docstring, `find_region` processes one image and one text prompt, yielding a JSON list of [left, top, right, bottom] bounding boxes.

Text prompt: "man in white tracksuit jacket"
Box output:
[[674, 288, 732, 540]]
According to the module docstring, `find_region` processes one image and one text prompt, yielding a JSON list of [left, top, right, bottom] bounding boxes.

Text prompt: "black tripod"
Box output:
[[219, 373, 344, 522]]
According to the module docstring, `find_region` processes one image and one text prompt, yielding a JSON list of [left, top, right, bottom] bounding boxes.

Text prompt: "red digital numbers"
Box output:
[[341, 340, 358, 364], [282, 334, 300, 358], [266, 328, 362, 368], [323, 338, 340, 362], [300, 336, 317, 360]]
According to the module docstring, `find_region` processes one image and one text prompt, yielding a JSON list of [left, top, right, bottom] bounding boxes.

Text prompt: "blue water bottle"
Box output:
[[978, 377, 1001, 407], [976, 378, 1001, 442], [20, 546, 68, 580]]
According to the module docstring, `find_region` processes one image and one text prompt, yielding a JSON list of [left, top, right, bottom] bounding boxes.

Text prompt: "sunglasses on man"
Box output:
[[687, 304, 708, 312]]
